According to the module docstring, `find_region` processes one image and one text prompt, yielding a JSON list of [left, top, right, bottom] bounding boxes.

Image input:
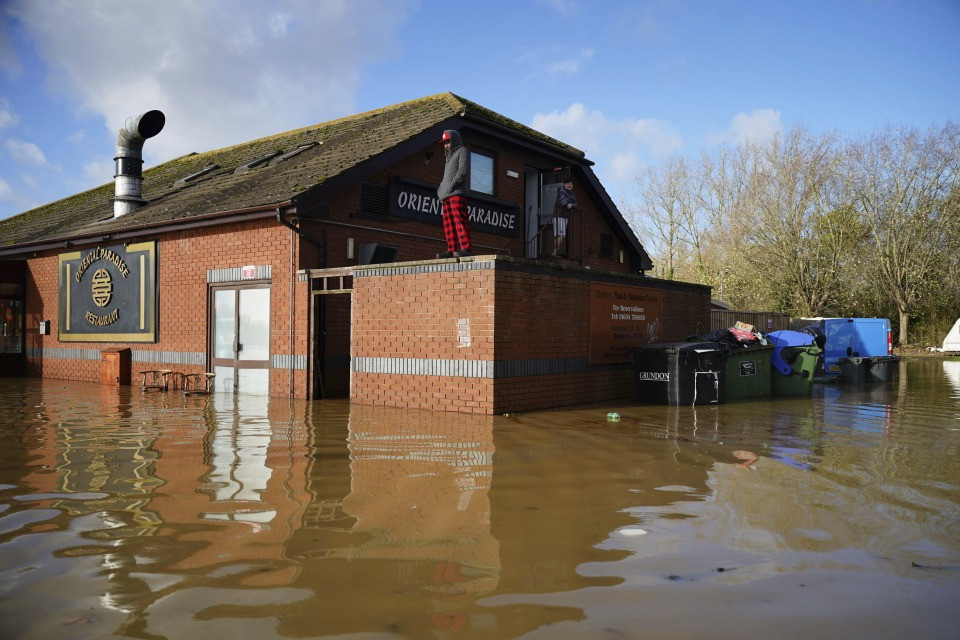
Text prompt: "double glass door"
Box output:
[[211, 285, 270, 395]]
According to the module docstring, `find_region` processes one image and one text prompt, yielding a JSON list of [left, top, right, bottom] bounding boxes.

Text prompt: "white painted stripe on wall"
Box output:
[[352, 357, 598, 378]]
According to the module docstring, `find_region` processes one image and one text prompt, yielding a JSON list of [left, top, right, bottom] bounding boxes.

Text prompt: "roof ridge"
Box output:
[[183, 93, 465, 162]]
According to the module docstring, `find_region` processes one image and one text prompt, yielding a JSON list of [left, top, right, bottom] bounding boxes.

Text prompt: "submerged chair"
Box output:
[[140, 369, 173, 391], [170, 372, 216, 396]]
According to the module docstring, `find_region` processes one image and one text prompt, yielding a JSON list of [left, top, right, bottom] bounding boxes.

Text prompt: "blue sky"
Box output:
[[1, 0, 958, 220]]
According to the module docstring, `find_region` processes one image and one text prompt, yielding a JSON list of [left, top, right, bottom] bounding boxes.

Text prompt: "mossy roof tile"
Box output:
[[0, 93, 583, 249]]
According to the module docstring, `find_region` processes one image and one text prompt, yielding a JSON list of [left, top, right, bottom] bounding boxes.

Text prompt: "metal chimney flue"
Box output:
[[113, 110, 165, 217]]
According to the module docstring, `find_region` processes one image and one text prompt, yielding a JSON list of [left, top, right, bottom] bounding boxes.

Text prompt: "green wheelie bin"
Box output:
[[720, 344, 774, 400]]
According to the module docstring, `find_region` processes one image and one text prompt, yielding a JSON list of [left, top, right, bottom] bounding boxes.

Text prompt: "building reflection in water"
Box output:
[[1, 382, 722, 638], [3, 368, 958, 638]]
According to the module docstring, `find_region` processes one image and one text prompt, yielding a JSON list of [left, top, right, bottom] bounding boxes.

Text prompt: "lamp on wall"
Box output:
[[424, 151, 434, 165]]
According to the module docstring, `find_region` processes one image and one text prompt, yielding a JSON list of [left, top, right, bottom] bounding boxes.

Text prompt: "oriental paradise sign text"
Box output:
[[58, 242, 157, 342], [389, 177, 519, 236]]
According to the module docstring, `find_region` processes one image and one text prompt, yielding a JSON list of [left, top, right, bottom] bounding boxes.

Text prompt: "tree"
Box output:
[[733, 126, 851, 317], [845, 122, 960, 344], [629, 155, 705, 281]]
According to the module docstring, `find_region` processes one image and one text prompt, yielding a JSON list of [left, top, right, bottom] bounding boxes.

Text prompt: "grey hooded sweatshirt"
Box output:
[[437, 129, 469, 201]]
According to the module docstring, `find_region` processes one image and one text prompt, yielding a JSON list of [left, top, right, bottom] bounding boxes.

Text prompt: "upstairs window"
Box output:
[[470, 150, 495, 195]]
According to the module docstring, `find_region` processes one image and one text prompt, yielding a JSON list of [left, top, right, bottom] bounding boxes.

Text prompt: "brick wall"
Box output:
[[350, 256, 710, 414], [304, 135, 638, 273], [21, 217, 312, 397]]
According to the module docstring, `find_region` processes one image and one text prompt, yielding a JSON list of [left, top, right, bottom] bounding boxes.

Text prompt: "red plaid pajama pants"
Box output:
[[441, 195, 472, 252]]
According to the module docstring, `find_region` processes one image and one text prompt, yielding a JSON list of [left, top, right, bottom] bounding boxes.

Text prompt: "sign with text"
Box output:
[[388, 177, 519, 237], [58, 242, 158, 342], [589, 282, 663, 364]]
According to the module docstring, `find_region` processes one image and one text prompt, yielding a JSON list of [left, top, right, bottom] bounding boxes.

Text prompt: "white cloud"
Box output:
[[82, 157, 114, 189], [535, 0, 580, 14], [0, 98, 18, 129], [546, 48, 594, 76], [269, 12, 297, 37], [531, 103, 683, 185], [0, 17, 21, 76], [708, 109, 783, 146], [0, 176, 40, 213], [0, 177, 13, 201], [7, 0, 416, 165], [5, 139, 48, 166], [518, 45, 594, 78]]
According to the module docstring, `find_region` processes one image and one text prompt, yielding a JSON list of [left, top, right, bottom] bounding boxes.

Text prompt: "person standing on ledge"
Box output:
[[553, 178, 577, 257], [436, 129, 472, 258]]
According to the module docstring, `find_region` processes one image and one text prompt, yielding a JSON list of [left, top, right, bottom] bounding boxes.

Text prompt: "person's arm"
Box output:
[[452, 148, 469, 190]]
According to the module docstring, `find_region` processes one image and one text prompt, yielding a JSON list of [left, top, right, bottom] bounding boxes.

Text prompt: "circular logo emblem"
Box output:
[[91, 268, 113, 307]]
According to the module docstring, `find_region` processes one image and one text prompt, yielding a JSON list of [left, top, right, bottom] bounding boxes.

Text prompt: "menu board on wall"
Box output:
[[589, 282, 663, 364]]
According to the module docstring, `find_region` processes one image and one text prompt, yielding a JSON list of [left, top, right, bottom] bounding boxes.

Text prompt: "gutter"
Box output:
[[276, 207, 323, 248], [0, 202, 293, 258]]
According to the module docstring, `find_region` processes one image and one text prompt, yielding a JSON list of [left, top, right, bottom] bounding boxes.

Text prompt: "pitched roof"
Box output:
[[4, 93, 652, 271], [0, 93, 586, 251]]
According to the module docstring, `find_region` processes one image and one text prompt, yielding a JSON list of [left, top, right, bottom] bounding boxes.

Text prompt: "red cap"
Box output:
[[441, 131, 451, 143]]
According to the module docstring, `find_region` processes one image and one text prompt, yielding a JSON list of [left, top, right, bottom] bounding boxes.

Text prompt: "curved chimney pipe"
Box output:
[[113, 110, 165, 217]]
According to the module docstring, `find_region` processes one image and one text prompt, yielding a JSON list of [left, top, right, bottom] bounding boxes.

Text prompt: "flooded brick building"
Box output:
[[0, 93, 709, 413]]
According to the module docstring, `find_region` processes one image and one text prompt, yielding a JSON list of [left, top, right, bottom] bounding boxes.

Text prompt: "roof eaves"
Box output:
[[0, 201, 291, 258]]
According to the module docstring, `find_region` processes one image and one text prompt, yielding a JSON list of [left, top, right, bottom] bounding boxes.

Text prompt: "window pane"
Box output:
[[239, 288, 270, 361], [213, 365, 234, 393], [471, 152, 494, 195], [213, 290, 236, 359], [237, 369, 270, 396]]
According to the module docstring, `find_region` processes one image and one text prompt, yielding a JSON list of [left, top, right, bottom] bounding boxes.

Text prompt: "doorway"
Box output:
[[210, 284, 271, 395], [524, 166, 540, 258]]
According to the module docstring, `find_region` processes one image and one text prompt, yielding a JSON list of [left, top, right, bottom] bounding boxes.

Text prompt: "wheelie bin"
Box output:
[[632, 342, 724, 405], [720, 343, 774, 400], [839, 355, 899, 383], [767, 330, 821, 396]]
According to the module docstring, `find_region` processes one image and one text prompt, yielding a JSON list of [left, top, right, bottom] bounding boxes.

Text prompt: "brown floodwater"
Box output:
[[1, 359, 959, 640]]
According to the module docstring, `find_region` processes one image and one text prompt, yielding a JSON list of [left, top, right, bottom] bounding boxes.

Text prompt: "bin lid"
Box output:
[[768, 330, 815, 376], [767, 330, 815, 349], [634, 341, 721, 354]]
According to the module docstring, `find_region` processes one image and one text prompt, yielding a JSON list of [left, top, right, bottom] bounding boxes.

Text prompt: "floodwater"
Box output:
[[1, 360, 959, 640]]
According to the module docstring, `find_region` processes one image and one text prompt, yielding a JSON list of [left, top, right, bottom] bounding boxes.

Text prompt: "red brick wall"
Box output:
[[351, 257, 710, 414], [21, 217, 312, 397], [352, 264, 497, 412]]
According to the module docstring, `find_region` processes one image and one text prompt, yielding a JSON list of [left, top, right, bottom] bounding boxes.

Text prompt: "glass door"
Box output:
[[211, 285, 271, 395]]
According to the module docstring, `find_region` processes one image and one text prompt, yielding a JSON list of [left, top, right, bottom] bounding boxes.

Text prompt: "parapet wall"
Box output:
[[350, 256, 710, 414]]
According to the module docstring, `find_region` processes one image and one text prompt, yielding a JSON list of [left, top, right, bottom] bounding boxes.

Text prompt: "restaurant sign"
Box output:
[[388, 177, 519, 237], [58, 241, 158, 342], [588, 282, 663, 364]]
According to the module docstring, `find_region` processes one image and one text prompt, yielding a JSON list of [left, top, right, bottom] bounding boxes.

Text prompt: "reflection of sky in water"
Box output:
[[818, 385, 892, 434], [767, 444, 817, 470]]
